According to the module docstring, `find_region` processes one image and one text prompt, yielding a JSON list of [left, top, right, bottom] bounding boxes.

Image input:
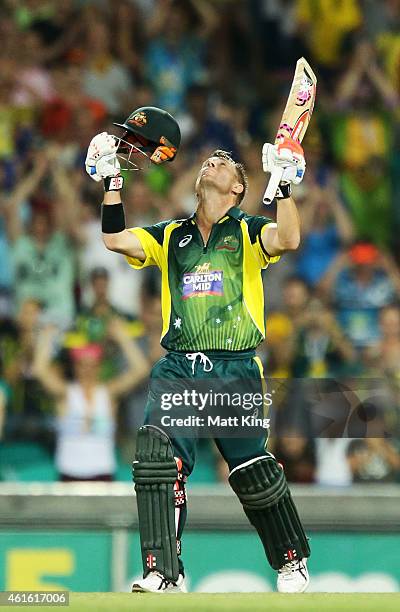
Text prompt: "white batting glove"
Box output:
[[262, 137, 306, 185], [85, 132, 120, 182]]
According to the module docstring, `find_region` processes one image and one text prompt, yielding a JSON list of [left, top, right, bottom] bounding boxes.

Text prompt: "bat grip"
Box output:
[[263, 166, 284, 205]]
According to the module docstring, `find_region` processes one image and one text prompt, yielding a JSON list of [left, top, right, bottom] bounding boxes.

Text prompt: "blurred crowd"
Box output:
[[1, 0, 400, 485]]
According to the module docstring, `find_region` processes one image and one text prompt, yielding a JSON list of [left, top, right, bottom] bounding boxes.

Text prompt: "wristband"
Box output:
[[104, 175, 124, 192], [275, 182, 292, 200], [101, 202, 126, 234]]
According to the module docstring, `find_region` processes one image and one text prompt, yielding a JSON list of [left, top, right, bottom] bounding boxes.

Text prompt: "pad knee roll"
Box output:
[[229, 455, 310, 569], [133, 425, 180, 581]]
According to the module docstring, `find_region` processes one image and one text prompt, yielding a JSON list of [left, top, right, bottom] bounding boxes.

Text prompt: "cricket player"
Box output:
[[85, 106, 310, 593]]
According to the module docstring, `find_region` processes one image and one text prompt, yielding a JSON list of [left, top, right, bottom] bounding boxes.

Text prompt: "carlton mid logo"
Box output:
[[195, 262, 211, 273], [182, 264, 223, 300]]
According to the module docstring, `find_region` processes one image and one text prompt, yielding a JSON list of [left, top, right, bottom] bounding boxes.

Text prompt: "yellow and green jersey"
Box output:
[[126, 206, 280, 352]]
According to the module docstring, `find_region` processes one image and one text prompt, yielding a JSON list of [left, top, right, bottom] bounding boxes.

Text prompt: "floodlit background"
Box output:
[[0, 0, 399, 594]]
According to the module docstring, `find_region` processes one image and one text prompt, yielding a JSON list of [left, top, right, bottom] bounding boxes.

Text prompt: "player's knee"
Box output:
[[228, 454, 288, 508], [133, 425, 177, 486]]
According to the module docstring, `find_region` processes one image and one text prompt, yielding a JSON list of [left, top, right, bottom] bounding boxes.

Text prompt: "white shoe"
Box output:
[[277, 557, 309, 593], [132, 571, 187, 593]]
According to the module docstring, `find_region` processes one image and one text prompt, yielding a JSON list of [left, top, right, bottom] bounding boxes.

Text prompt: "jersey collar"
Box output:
[[186, 206, 244, 225]]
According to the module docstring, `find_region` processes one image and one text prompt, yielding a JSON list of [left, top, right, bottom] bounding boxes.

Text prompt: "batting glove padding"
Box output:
[[262, 137, 306, 186], [85, 132, 121, 182]]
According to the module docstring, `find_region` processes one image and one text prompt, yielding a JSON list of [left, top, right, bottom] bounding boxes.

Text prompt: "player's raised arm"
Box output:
[[85, 108, 181, 261], [85, 131, 146, 260], [102, 189, 146, 260], [260, 137, 303, 256]]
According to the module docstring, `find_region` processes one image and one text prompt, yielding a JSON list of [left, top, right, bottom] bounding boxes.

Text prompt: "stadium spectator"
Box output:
[[319, 243, 400, 348], [282, 275, 311, 327], [144, 0, 216, 113], [123, 272, 165, 439], [1, 299, 54, 445], [113, 0, 144, 79], [33, 320, 149, 481], [4, 149, 81, 327], [273, 428, 316, 484], [78, 183, 144, 319], [70, 266, 140, 382], [123, 176, 170, 227], [330, 39, 399, 247], [12, 31, 55, 107], [364, 305, 400, 378], [291, 298, 356, 378], [80, 267, 123, 321], [82, 19, 134, 116], [259, 275, 311, 374], [295, 0, 362, 73], [10, 0, 82, 63], [259, 312, 294, 378], [295, 176, 355, 287], [249, 0, 305, 73], [316, 438, 353, 486], [347, 437, 400, 483], [41, 65, 107, 147], [178, 85, 239, 160]]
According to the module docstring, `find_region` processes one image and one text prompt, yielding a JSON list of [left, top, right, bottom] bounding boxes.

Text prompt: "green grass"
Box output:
[[8, 593, 399, 612]]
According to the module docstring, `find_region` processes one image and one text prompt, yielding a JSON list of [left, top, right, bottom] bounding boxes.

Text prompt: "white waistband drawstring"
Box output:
[[185, 352, 214, 375]]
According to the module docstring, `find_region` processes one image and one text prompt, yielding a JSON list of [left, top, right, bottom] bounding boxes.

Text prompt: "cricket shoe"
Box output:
[[131, 571, 187, 593], [277, 557, 309, 593]]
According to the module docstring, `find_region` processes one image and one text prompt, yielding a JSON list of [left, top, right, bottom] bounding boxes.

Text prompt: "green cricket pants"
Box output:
[[143, 349, 270, 476]]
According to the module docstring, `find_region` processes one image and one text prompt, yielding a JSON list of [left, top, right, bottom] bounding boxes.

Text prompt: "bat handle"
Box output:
[[263, 166, 284, 205]]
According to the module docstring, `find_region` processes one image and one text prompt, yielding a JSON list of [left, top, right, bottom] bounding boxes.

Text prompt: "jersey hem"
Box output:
[[165, 348, 256, 359]]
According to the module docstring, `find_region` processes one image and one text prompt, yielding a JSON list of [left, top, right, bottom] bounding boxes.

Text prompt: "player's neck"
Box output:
[[196, 193, 235, 227]]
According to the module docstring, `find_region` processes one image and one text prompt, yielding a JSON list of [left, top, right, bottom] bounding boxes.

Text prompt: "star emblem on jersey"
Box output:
[[174, 318, 182, 329], [226, 338, 233, 345], [215, 318, 221, 324]]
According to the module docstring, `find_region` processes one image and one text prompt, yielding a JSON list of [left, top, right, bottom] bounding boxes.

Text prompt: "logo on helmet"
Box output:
[[128, 112, 147, 127]]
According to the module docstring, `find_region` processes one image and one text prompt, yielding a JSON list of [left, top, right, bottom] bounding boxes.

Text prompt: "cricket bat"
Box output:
[[263, 57, 317, 205]]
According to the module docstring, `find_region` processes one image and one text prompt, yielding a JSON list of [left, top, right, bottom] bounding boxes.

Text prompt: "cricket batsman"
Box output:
[[85, 106, 310, 593]]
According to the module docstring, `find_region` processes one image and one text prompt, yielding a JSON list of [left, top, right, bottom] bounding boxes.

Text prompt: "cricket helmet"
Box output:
[[113, 106, 181, 170]]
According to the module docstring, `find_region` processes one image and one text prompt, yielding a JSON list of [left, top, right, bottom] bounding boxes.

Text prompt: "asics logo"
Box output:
[[178, 235, 193, 247]]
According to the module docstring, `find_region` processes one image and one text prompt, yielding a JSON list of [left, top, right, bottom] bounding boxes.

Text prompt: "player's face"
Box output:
[[196, 156, 239, 198]]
